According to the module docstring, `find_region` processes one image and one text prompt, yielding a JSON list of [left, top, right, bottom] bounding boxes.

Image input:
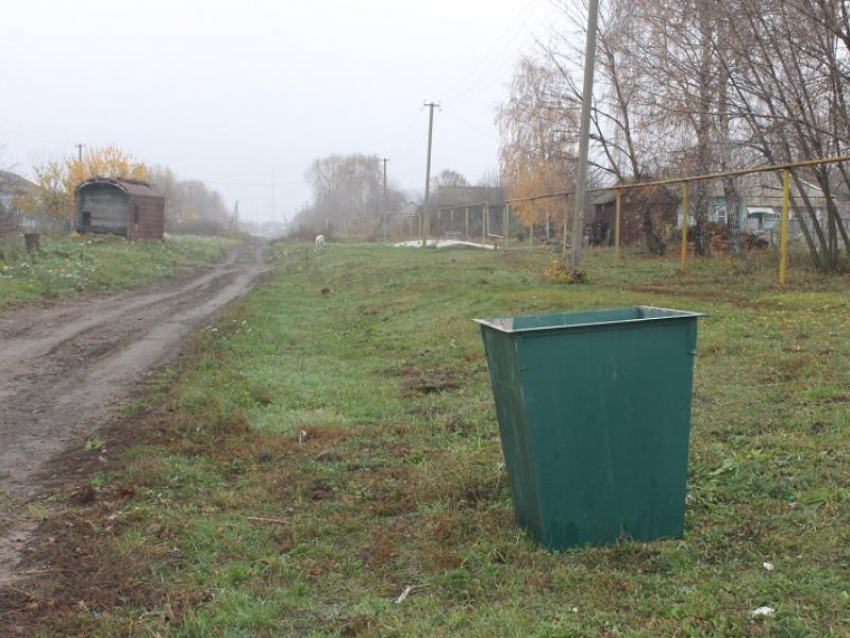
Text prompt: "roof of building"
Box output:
[[591, 190, 617, 206], [0, 170, 36, 196], [590, 183, 681, 206], [76, 177, 161, 198], [393, 201, 420, 217], [433, 185, 506, 208]]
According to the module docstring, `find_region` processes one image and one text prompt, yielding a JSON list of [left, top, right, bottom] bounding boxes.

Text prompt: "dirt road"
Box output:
[[0, 240, 268, 583]]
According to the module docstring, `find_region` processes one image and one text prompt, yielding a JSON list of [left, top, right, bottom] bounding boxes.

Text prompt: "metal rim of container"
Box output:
[[474, 305, 705, 335]]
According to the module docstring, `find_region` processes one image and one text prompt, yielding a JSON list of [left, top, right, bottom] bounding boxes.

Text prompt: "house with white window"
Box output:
[[677, 173, 827, 233]]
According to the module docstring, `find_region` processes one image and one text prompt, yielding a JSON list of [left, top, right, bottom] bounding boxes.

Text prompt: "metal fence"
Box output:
[[330, 154, 849, 286], [412, 154, 850, 286]]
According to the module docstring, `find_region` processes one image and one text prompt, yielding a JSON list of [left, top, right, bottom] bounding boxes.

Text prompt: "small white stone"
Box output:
[[750, 606, 775, 618], [763, 562, 774, 572]]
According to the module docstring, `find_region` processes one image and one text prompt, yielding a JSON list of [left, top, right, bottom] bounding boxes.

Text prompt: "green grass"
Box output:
[[0, 233, 239, 309], [36, 244, 850, 636]]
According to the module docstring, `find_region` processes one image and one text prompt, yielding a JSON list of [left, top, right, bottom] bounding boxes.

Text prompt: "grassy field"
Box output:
[[17, 243, 850, 636], [0, 234, 240, 309]]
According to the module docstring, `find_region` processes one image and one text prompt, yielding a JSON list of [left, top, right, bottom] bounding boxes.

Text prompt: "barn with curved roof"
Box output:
[[75, 177, 165, 239]]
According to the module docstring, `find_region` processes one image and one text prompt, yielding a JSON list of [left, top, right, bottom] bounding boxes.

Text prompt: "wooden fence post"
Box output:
[[779, 169, 791, 287], [562, 195, 570, 258], [614, 189, 621, 266], [680, 182, 690, 273]]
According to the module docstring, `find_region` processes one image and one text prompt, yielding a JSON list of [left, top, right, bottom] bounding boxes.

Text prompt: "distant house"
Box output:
[[0, 170, 32, 211], [590, 186, 681, 246], [432, 185, 506, 209], [590, 173, 831, 247], [827, 172, 850, 228], [76, 177, 165, 239], [681, 173, 828, 232], [431, 186, 511, 238], [0, 170, 36, 234], [394, 202, 420, 218]]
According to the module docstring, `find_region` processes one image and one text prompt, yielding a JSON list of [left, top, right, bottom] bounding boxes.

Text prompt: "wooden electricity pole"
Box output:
[[569, 0, 600, 271], [422, 102, 439, 247], [381, 157, 389, 241]]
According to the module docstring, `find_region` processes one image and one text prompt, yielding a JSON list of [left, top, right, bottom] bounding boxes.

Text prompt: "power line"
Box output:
[[194, 178, 306, 187], [442, 107, 569, 162], [395, 119, 430, 159], [427, 152, 850, 214], [450, 24, 548, 105], [448, 1, 552, 105], [390, 109, 425, 158], [446, 0, 544, 95], [441, 108, 500, 143]]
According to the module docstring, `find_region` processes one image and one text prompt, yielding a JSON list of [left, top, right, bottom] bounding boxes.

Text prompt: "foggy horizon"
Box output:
[[2, 0, 561, 225]]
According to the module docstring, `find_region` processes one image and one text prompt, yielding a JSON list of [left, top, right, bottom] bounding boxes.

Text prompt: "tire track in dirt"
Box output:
[[0, 240, 270, 585]]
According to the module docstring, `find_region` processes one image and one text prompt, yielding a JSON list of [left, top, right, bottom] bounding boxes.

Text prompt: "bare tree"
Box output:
[[293, 153, 407, 236], [497, 0, 850, 268], [147, 166, 231, 235], [497, 53, 578, 239], [431, 168, 470, 191], [716, 0, 850, 269]]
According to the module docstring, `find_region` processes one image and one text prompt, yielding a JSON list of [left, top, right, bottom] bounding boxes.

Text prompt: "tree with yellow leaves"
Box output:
[[497, 55, 578, 241], [20, 146, 148, 229]]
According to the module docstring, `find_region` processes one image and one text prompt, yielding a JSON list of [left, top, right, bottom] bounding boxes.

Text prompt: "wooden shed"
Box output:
[[75, 177, 165, 239], [591, 185, 681, 246]]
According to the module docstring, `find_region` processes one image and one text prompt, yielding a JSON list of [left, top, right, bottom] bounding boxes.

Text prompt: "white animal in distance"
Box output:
[[315, 234, 325, 247]]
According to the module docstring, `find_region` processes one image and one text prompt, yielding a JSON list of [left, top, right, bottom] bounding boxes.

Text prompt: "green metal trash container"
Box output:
[[476, 306, 702, 550]]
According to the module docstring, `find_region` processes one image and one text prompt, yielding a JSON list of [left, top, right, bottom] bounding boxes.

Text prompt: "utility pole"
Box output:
[[346, 168, 355, 213], [381, 157, 389, 241], [569, 0, 600, 272], [75, 143, 85, 163], [422, 101, 439, 247], [271, 167, 276, 222]]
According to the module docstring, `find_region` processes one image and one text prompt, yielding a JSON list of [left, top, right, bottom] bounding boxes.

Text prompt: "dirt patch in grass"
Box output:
[[4, 502, 157, 617], [0, 404, 172, 634], [393, 365, 464, 396]]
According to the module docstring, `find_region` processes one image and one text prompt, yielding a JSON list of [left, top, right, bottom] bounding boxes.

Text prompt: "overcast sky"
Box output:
[[1, 0, 562, 224]]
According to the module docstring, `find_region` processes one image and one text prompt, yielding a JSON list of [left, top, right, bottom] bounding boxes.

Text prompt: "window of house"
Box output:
[[712, 202, 727, 223]]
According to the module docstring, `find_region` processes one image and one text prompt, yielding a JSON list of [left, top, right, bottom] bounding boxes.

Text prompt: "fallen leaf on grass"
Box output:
[[395, 586, 413, 604], [750, 606, 775, 618]]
